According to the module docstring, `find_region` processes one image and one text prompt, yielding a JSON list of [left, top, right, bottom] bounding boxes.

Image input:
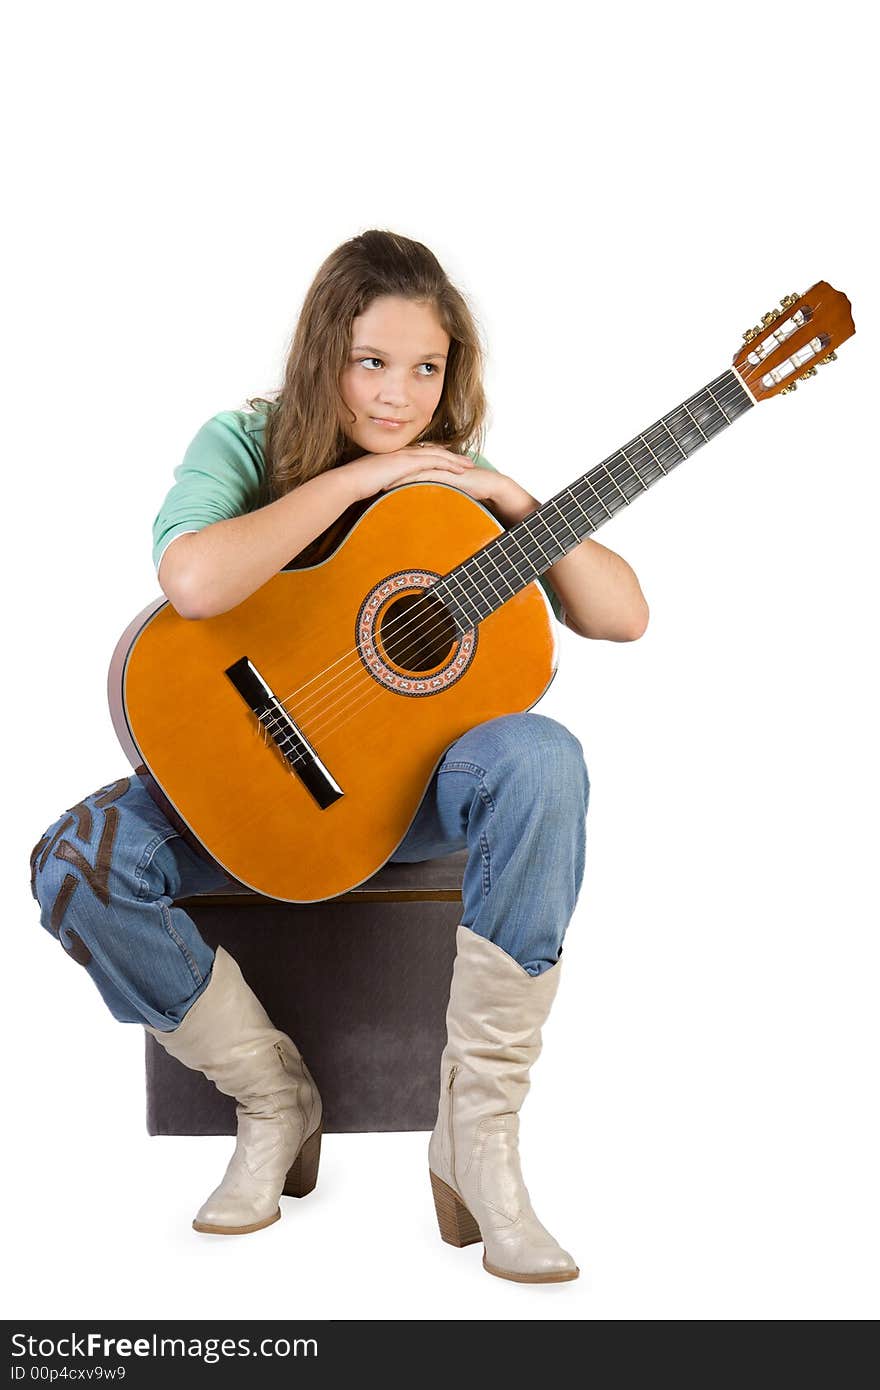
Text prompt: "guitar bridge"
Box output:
[[224, 656, 344, 810]]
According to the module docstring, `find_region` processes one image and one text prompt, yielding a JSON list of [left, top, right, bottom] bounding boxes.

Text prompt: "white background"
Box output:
[[5, 0, 877, 1323]]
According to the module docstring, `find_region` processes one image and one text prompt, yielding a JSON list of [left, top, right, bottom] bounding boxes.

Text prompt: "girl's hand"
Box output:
[[382, 457, 507, 506], [343, 445, 477, 502]]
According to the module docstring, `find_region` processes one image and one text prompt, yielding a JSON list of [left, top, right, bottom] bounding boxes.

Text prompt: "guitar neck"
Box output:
[[434, 366, 755, 630]]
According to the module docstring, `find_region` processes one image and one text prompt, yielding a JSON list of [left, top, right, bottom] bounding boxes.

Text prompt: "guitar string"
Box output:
[[255, 375, 752, 768], [273, 370, 749, 728]]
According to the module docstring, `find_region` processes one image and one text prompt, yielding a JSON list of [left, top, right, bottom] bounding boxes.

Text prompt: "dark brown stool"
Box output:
[[144, 850, 467, 1135]]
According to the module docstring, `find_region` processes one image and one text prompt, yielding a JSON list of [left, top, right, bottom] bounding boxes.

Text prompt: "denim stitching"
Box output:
[[438, 761, 495, 810], [158, 902, 204, 986], [438, 761, 494, 896], [479, 830, 491, 896], [134, 832, 180, 901]]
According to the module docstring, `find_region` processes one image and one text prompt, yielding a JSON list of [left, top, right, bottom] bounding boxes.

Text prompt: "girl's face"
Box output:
[[338, 295, 450, 452]]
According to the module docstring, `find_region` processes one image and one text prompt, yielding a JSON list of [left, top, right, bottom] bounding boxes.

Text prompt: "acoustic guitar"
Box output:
[[108, 281, 855, 901]]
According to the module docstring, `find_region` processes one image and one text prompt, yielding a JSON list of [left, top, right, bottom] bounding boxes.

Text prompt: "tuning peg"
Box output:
[[762, 309, 782, 326], [798, 367, 818, 382], [742, 325, 762, 343], [779, 292, 800, 310], [819, 350, 838, 364], [780, 382, 798, 395]]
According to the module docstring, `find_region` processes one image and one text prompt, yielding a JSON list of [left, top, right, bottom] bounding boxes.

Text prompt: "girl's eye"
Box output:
[[357, 357, 438, 376]]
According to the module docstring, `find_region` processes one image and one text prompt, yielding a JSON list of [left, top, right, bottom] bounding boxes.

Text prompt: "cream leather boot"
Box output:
[[428, 925, 578, 1283], [145, 945, 323, 1235]]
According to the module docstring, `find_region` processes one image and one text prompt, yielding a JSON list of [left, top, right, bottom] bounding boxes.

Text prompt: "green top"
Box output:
[[152, 406, 565, 623]]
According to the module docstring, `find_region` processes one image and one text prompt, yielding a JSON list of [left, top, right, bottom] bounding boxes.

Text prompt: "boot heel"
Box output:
[[429, 1169, 482, 1248], [282, 1123, 322, 1198]]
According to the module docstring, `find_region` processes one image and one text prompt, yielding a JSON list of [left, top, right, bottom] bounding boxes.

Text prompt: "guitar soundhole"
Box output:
[[357, 568, 477, 695], [379, 591, 457, 673]]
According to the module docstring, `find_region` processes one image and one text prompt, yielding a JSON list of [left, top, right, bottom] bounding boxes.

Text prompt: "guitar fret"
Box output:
[[529, 511, 567, 564], [496, 527, 533, 580], [604, 462, 631, 506], [609, 453, 646, 501], [582, 472, 614, 519], [666, 408, 702, 456], [689, 388, 729, 438], [636, 432, 668, 475], [653, 425, 685, 468], [657, 418, 688, 461], [705, 382, 732, 424], [564, 485, 594, 529], [552, 499, 584, 548], [681, 401, 709, 443], [473, 548, 512, 604], [619, 445, 651, 492]]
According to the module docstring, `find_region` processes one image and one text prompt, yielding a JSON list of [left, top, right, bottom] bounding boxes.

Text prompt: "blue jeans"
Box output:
[[29, 713, 589, 1031]]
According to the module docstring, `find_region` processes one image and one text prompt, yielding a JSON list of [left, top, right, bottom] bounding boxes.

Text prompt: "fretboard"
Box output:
[[433, 367, 754, 629]]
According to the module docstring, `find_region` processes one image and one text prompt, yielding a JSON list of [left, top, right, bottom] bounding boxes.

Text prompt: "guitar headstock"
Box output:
[[732, 280, 854, 401]]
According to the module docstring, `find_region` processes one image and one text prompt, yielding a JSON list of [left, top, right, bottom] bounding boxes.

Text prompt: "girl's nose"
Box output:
[[377, 372, 411, 406]]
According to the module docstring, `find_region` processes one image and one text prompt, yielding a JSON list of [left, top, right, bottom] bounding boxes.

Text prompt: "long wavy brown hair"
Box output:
[[245, 228, 488, 505]]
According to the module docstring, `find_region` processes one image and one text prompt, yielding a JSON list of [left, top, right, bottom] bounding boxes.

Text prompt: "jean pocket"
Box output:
[[134, 831, 182, 902]]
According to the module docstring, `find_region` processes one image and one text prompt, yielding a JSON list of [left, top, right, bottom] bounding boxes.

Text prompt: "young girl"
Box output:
[[29, 229, 648, 1285]]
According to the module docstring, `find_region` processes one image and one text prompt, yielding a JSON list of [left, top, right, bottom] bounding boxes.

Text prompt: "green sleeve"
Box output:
[[152, 412, 264, 572], [468, 452, 566, 625]]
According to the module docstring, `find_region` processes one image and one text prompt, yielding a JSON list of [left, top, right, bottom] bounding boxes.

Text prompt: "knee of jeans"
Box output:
[[31, 778, 182, 916], [29, 828, 90, 966], [29, 788, 144, 947], [30, 814, 68, 918], [489, 712, 590, 806]]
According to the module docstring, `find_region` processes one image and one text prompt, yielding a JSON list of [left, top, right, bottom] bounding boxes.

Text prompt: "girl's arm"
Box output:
[[493, 480, 649, 642], [159, 467, 359, 620]]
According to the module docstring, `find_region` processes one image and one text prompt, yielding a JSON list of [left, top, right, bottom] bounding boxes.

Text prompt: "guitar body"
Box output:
[[109, 284, 855, 904], [108, 483, 559, 901]]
